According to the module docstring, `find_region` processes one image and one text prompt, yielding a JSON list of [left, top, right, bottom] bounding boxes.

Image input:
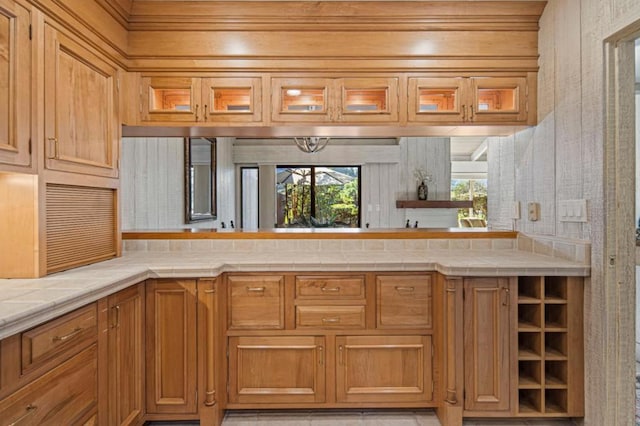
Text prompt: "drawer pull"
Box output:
[[395, 286, 415, 292], [8, 404, 37, 426], [321, 286, 340, 292], [52, 326, 82, 342], [321, 317, 340, 324], [246, 286, 266, 292]]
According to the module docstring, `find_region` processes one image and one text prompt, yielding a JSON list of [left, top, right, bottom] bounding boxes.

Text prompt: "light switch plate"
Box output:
[[559, 199, 588, 222], [512, 201, 521, 220], [527, 202, 540, 221]]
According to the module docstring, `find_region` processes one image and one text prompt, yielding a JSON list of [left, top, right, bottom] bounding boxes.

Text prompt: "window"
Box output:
[[451, 178, 487, 227], [276, 166, 360, 227]]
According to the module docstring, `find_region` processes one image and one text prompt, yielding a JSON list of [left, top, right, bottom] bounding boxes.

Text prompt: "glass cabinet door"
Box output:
[[271, 78, 332, 122], [408, 77, 465, 123], [0, 0, 31, 167], [201, 77, 262, 123], [469, 77, 528, 123], [141, 77, 200, 122], [338, 77, 398, 122]]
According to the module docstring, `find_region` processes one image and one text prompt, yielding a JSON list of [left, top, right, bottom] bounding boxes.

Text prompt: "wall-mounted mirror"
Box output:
[[185, 137, 216, 223]]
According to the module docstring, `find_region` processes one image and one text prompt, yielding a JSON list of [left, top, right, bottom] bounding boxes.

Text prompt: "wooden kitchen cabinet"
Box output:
[[0, 0, 31, 169], [463, 277, 516, 415], [43, 23, 119, 178], [141, 76, 263, 124], [227, 274, 285, 330], [106, 283, 145, 425], [376, 274, 433, 329], [228, 336, 326, 404], [0, 345, 98, 425], [335, 335, 433, 403], [271, 77, 399, 123], [409, 75, 533, 125], [145, 279, 197, 414]]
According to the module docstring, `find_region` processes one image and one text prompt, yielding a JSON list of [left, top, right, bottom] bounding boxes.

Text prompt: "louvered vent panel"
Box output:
[[46, 184, 116, 274]]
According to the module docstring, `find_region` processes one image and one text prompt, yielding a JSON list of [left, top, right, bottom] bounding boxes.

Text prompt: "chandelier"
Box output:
[[294, 137, 330, 153]]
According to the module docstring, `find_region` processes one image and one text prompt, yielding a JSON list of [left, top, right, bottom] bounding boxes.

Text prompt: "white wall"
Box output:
[[120, 137, 235, 230], [485, 1, 640, 423]]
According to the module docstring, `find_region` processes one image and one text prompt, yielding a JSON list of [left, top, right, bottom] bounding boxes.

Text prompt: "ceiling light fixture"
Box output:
[[294, 137, 330, 153]]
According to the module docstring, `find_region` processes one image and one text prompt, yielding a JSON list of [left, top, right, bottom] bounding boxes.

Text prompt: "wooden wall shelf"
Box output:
[[395, 200, 473, 209]]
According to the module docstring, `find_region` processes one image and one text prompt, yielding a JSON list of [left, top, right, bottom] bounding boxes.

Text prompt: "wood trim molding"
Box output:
[[395, 200, 474, 209], [122, 228, 518, 240]]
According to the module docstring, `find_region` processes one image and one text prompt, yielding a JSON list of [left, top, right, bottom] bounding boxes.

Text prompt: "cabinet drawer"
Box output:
[[296, 305, 365, 329], [21, 304, 97, 374], [377, 275, 433, 329], [228, 275, 284, 329], [295, 275, 365, 299], [0, 345, 97, 425]]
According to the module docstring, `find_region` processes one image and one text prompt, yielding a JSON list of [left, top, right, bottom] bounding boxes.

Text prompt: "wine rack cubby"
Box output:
[[516, 276, 583, 417]]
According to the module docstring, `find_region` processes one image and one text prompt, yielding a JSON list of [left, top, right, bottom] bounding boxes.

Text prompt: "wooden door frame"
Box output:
[[603, 23, 639, 426]]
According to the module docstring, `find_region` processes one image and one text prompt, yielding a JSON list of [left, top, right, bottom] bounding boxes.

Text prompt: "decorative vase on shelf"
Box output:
[[417, 181, 428, 200]]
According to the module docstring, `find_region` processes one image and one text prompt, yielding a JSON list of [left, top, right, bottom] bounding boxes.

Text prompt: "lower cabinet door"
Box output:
[[146, 279, 197, 414], [0, 345, 98, 425], [463, 277, 514, 413], [228, 336, 325, 404], [335, 335, 433, 403]]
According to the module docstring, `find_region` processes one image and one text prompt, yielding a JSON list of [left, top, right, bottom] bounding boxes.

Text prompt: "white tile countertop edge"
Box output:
[[0, 250, 590, 340]]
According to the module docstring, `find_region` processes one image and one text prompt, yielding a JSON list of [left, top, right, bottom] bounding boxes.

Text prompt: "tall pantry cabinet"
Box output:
[[0, 0, 123, 278]]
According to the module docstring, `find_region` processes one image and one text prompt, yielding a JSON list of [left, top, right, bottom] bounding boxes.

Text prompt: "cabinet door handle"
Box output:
[[52, 326, 82, 342], [502, 287, 510, 306], [47, 137, 58, 159], [321, 286, 340, 292], [111, 305, 120, 329], [8, 404, 37, 426], [318, 346, 324, 365], [395, 286, 415, 292], [339, 345, 344, 365], [195, 104, 200, 122], [203, 104, 208, 121], [461, 105, 467, 121], [470, 105, 475, 121], [321, 317, 340, 324], [246, 286, 266, 292]]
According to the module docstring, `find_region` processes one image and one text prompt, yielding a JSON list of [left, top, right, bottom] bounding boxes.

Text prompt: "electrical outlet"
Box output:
[[527, 202, 540, 221]]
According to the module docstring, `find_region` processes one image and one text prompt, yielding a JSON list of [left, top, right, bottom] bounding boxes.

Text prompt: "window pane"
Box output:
[[313, 167, 359, 227], [150, 87, 191, 111], [276, 166, 360, 228], [451, 179, 487, 227], [418, 88, 457, 112], [213, 87, 252, 112], [477, 88, 517, 112], [281, 88, 325, 112], [344, 88, 387, 112]]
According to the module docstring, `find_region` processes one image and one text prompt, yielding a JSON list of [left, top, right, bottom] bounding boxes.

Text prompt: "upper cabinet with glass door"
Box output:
[[141, 76, 262, 124], [408, 75, 534, 125], [271, 77, 399, 123], [0, 0, 31, 169]]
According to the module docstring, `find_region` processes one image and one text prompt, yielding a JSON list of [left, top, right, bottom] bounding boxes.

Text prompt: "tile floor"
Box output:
[[148, 410, 576, 425]]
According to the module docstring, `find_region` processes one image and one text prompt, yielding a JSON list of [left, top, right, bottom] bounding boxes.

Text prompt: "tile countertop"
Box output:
[[0, 249, 590, 340]]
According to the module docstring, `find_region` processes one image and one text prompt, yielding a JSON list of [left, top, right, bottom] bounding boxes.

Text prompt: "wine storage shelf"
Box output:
[[516, 276, 584, 417]]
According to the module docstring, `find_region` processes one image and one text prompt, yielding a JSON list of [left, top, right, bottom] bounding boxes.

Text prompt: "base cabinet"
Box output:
[[463, 277, 516, 415], [0, 345, 98, 425], [106, 284, 145, 426], [228, 336, 326, 404], [336, 335, 433, 403], [146, 279, 197, 414]]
